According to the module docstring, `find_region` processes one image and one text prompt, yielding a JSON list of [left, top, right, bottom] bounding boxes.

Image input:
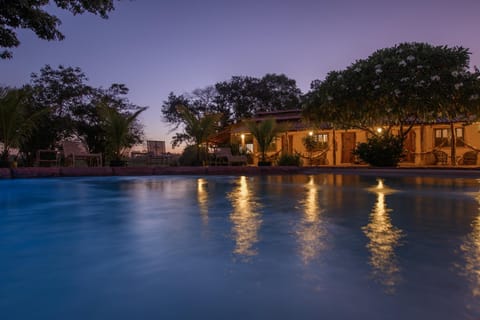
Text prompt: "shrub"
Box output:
[[179, 145, 204, 166], [277, 154, 302, 166], [353, 133, 405, 167]]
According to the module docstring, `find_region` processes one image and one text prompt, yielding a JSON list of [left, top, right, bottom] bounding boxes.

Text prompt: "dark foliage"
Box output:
[[0, 0, 116, 58], [277, 154, 302, 166], [353, 133, 405, 167]]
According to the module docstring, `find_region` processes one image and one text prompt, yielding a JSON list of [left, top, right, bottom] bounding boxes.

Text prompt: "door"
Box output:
[[403, 131, 416, 163], [341, 132, 356, 163], [281, 133, 294, 155]]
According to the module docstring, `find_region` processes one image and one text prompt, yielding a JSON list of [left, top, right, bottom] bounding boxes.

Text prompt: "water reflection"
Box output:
[[363, 179, 403, 293], [197, 178, 209, 225], [297, 176, 326, 264], [228, 176, 262, 259], [460, 187, 480, 300]]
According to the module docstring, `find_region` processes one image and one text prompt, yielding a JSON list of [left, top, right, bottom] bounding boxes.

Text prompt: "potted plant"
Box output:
[[246, 118, 286, 166], [99, 104, 147, 167]]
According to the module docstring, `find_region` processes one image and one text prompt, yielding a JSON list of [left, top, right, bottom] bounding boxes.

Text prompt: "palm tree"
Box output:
[[176, 105, 221, 164], [245, 118, 286, 164], [0, 87, 46, 166], [99, 104, 147, 164]]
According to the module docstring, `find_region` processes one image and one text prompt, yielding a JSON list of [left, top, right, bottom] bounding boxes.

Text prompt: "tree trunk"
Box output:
[[450, 122, 456, 166], [332, 128, 336, 166]]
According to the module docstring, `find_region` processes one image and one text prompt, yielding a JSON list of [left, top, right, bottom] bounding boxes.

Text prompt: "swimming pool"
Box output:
[[0, 174, 479, 319]]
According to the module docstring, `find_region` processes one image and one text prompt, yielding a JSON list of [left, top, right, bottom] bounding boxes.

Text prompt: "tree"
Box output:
[[215, 74, 302, 120], [304, 42, 480, 165], [99, 104, 147, 164], [245, 118, 286, 164], [162, 74, 302, 135], [0, 0, 117, 59], [21, 65, 145, 164], [161, 92, 192, 131], [0, 87, 46, 165], [81, 83, 145, 155], [174, 105, 221, 164], [215, 76, 262, 120]]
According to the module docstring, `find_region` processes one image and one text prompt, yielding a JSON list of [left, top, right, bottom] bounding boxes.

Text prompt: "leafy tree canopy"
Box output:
[[161, 73, 302, 133], [303, 42, 480, 136], [0, 0, 117, 58], [172, 105, 221, 162], [0, 87, 47, 161], [20, 64, 145, 164], [215, 74, 302, 120]]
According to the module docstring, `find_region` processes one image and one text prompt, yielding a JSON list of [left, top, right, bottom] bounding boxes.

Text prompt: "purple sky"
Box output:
[[2, 0, 480, 151]]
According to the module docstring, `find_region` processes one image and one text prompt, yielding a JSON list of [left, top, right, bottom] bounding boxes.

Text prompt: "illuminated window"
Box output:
[[434, 128, 464, 147], [455, 127, 465, 147], [434, 129, 449, 147], [313, 133, 328, 143]]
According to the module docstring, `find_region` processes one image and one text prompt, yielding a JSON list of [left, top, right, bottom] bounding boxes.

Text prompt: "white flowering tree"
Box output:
[[304, 42, 480, 165]]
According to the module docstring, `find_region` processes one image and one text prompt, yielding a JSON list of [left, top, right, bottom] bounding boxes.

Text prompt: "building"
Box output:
[[224, 109, 480, 166]]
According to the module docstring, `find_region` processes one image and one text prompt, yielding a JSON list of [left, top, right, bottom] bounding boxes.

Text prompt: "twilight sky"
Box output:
[[1, 0, 480, 151]]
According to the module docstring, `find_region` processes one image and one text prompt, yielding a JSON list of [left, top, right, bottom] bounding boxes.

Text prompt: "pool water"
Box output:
[[0, 174, 479, 319]]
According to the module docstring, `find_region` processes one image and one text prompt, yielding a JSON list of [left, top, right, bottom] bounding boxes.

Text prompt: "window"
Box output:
[[434, 128, 465, 147], [313, 133, 328, 144], [434, 129, 449, 147], [455, 127, 465, 147], [304, 133, 329, 151]]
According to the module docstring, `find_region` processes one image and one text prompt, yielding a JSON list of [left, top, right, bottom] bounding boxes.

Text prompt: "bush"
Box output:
[[178, 145, 204, 166], [353, 133, 405, 167], [277, 154, 302, 166]]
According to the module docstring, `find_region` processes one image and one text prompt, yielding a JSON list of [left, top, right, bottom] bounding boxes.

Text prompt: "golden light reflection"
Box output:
[[297, 176, 326, 264], [197, 178, 209, 225], [459, 188, 480, 298], [363, 179, 403, 293], [228, 176, 262, 258]]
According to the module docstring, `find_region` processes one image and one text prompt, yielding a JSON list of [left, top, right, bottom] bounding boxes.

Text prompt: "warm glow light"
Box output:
[[376, 127, 383, 133], [241, 134, 245, 139], [297, 176, 326, 264], [363, 179, 402, 293], [197, 178, 208, 225], [228, 176, 261, 258], [459, 185, 480, 297], [309, 131, 313, 136]]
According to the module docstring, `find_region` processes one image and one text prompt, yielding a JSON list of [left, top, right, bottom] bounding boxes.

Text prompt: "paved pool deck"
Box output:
[[1, 165, 479, 179]]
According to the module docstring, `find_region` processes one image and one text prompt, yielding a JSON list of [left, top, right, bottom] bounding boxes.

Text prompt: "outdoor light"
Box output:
[[376, 127, 383, 133], [309, 131, 313, 136]]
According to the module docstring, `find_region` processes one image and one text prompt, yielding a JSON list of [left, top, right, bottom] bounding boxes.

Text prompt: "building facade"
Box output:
[[227, 110, 480, 166]]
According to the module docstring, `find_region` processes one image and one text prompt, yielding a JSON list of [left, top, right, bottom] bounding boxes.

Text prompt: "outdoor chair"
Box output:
[[461, 151, 478, 165], [62, 141, 102, 167], [214, 148, 247, 166], [433, 150, 448, 165], [310, 150, 328, 165]]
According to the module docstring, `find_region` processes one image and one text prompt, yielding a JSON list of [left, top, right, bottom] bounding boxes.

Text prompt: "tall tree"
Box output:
[[161, 92, 192, 130], [215, 74, 302, 120], [303, 42, 480, 163], [99, 104, 147, 163], [215, 76, 261, 120], [0, 0, 117, 58], [21, 65, 145, 164], [173, 105, 221, 162]]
